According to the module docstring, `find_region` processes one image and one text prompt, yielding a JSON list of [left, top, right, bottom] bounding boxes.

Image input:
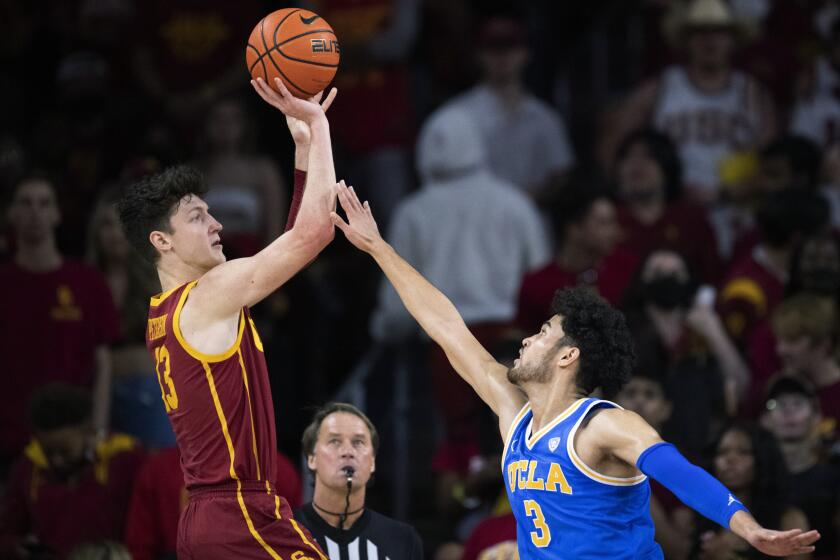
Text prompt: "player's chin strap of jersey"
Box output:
[[637, 442, 748, 529]]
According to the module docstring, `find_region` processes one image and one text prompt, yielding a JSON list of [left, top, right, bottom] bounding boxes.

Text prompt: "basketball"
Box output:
[[246, 8, 340, 99]]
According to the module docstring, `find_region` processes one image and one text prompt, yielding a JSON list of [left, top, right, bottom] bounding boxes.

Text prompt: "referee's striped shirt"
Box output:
[[295, 503, 423, 560]]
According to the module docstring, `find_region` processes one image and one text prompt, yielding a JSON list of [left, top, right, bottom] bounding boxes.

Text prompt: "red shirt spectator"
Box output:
[[125, 446, 303, 560], [0, 434, 145, 558], [462, 513, 517, 560]]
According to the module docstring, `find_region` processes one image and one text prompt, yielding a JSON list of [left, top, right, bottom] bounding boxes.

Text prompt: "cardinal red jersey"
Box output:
[[145, 280, 277, 490]]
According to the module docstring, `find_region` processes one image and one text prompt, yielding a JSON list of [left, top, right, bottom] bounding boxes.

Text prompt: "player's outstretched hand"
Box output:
[[745, 527, 820, 557], [330, 181, 383, 253], [250, 77, 337, 125]]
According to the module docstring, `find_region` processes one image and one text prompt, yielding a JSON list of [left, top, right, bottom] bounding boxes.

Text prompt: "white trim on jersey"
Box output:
[[565, 399, 648, 487], [501, 402, 532, 466]]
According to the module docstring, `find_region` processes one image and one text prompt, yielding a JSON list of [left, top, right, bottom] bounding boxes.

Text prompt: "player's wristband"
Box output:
[[285, 169, 307, 231], [637, 442, 748, 529]]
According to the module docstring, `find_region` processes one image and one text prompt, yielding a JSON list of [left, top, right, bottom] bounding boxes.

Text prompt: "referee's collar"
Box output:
[[301, 502, 372, 542]]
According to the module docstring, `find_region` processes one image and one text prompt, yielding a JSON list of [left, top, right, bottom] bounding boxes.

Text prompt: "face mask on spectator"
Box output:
[[642, 276, 694, 310]]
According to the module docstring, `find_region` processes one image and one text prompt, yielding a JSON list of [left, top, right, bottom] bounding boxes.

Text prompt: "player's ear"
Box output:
[[370, 456, 375, 474], [150, 230, 171, 255], [558, 346, 580, 367], [307, 453, 317, 472]]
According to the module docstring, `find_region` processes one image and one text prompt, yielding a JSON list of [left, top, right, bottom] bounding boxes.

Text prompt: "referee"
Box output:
[[295, 403, 423, 560]]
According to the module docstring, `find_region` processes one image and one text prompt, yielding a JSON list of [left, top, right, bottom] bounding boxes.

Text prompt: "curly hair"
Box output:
[[551, 287, 636, 396], [116, 165, 208, 264]]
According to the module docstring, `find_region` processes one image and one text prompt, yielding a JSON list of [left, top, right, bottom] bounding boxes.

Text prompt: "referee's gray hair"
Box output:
[[301, 402, 380, 459]]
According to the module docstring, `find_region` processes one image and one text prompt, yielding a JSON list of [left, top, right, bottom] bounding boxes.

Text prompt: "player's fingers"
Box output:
[[321, 87, 338, 112], [347, 186, 364, 212], [311, 90, 324, 104], [273, 77, 292, 100], [329, 212, 350, 232], [254, 78, 282, 106], [251, 80, 272, 103], [793, 530, 820, 545]]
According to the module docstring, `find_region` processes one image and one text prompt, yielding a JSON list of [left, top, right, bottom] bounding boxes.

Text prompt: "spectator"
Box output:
[[613, 128, 721, 283], [771, 294, 840, 441], [460, 512, 517, 560], [517, 170, 638, 332], [791, 16, 840, 148], [69, 540, 132, 560], [125, 446, 303, 560], [601, 0, 775, 203], [310, 0, 420, 226], [86, 188, 174, 449], [371, 105, 549, 439], [622, 250, 748, 455], [718, 188, 830, 349], [763, 375, 840, 560], [691, 424, 810, 560], [443, 16, 574, 196], [788, 232, 840, 304], [0, 384, 145, 559], [295, 403, 423, 559], [0, 174, 120, 474], [194, 97, 288, 259]]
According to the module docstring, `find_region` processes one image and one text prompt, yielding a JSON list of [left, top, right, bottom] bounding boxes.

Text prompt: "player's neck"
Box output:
[[525, 379, 582, 433], [157, 260, 208, 292], [15, 240, 62, 273], [312, 484, 366, 530]]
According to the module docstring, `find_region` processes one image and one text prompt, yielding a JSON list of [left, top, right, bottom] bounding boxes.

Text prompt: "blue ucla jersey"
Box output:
[[502, 398, 663, 559]]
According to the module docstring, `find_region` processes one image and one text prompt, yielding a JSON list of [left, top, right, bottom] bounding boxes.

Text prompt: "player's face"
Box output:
[[714, 429, 754, 492], [308, 412, 376, 493], [765, 393, 818, 442], [36, 424, 91, 480], [508, 315, 569, 385], [8, 179, 60, 244], [617, 142, 665, 201], [615, 377, 671, 429], [163, 195, 226, 270]]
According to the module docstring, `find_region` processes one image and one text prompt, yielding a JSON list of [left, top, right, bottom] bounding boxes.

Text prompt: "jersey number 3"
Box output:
[[155, 345, 179, 412], [523, 499, 551, 547]]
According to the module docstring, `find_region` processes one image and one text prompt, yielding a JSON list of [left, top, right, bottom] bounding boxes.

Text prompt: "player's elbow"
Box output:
[[289, 219, 334, 253]]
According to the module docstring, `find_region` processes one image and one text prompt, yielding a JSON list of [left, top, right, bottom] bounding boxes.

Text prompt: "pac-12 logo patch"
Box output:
[[548, 437, 561, 452]]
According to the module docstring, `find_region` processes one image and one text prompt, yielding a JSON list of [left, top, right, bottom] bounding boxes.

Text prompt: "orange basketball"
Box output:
[[246, 8, 340, 99]]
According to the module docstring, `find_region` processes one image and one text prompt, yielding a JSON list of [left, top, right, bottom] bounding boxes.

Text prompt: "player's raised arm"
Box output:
[[188, 79, 338, 319], [582, 408, 820, 557], [331, 183, 526, 428]]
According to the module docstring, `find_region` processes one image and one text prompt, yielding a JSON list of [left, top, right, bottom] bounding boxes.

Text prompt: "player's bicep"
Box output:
[[588, 409, 664, 467]]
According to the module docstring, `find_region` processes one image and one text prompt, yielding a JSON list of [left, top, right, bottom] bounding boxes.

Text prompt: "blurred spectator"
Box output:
[[443, 16, 574, 196], [460, 512, 517, 560], [68, 540, 132, 560], [517, 171, 637, 332], [771, 294, 840, 441], [194, 97, 288, 259], [310, 0, 420, 226], [613, 128, 721, 283], [601, 0, 776, 203], [0, 384, 144, 559], [294, 403, 423, 559], [131, 0, 262, 136], [125, 446, 303, 560], [763, 376, 840, 560], [788, 232, 840, 304], [727, 135, 825, 264], [610, 352, 693, 560], [86, 188, 172, 449], [718, 188, 830, 349], [708, 149, 763, 262], [371, 105, 549, 439], [0, 175, 120, 473], [791, 16, 840, 148], [819, 143, 840, 227], [691, 424, 809, 560], [622, 250, 748, 455]]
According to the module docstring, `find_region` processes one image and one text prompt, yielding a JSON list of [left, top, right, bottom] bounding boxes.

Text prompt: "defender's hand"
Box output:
[[251, 77, 336, 125], [330, 181, 384, 253], [286, 88, 338, 145]]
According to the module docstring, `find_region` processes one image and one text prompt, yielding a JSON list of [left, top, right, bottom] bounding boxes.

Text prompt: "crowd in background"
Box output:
[[1, 0, 840, 558]]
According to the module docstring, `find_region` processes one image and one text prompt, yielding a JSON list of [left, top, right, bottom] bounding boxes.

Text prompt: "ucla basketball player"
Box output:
[[330, 183, 820, 558]]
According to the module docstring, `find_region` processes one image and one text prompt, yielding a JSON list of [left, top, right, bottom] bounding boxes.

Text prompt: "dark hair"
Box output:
[[116, 165, 208, 264], [756, 188, 829, 249], [551, 287, 636, 396], [760, 135, 822, 191], [714, 423, 791, 530], [615, 128, 683, 202], [545, 168, 614, 245], [30, 383, 92, 432], [787, 232, 840, 301], [301, 403, 380, 461], [5, 170, 58, 210]]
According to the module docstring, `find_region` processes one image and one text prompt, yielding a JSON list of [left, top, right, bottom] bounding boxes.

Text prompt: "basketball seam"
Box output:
[[274, 47, 339, 69]]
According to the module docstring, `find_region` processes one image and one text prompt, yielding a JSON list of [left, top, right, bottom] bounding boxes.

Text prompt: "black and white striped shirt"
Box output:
[[295, 503, 423, 560]]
